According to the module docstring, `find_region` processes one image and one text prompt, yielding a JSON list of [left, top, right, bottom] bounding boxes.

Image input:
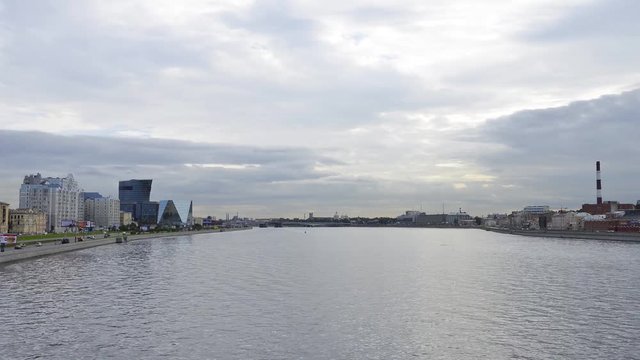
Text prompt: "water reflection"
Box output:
[[2, 228, 639, 359]]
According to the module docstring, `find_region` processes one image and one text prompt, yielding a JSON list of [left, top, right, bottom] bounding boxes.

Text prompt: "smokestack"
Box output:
[[596, 161, 602, 204]]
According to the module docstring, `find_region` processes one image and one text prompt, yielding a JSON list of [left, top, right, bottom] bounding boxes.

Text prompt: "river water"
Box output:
[[1, 228, 639, 359]]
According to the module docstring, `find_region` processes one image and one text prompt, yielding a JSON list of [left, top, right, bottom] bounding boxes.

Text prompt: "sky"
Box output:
[[1, 0, 639, 218]]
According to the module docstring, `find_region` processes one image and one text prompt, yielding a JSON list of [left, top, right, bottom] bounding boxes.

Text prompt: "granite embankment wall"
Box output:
[[486, 227, 640, 243], [0, 229, 249, 266]]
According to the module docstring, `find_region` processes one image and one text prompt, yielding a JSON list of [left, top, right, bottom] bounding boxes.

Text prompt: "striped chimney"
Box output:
[[596, 161, 602, 204]]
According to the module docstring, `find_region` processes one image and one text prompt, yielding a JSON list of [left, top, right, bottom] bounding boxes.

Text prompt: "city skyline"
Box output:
[[1, 1, 639, 218]]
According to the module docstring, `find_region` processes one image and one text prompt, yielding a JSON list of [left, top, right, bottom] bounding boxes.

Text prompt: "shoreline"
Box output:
[[484, 227, 640, 243], [0, 228, 251, 266]]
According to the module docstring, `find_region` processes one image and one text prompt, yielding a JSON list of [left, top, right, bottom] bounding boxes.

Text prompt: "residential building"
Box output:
[[9, 208, 47, 234], [19, 173, 84, 232], [85, 196, 121, 229], [0, 202, 9, 233]]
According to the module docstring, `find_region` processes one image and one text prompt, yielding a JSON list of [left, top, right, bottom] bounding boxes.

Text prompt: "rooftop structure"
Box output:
[[523, 205, 550, 215]]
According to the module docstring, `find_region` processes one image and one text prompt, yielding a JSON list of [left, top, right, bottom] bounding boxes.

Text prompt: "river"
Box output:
[[2, 228, 639, 359]]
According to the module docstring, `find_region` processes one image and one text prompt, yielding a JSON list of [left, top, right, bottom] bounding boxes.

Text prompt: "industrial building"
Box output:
[[580, 161, 634, 215]]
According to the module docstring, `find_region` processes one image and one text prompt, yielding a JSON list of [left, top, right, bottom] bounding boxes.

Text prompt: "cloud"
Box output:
[[1, 1, 639, 217], [465, 89, 640, 208]]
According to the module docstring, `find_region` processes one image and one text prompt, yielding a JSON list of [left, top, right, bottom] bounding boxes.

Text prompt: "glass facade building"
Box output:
[[157, 200, 193, 228], [118, 179, 153, 222]]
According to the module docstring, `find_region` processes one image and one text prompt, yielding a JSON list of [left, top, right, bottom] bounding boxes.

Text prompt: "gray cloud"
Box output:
[[521, 0, 640, 41], [1, 1, 640, 217], [463, 89, 640, 209]]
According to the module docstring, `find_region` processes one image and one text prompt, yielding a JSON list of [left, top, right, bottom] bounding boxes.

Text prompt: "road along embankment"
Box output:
[[485, 227, 640, 243], [0, 228, 250, 266]]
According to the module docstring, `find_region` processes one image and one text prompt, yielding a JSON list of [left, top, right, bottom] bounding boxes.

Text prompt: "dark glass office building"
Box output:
[[119, 179, 154, 222], [119, 179, 152, 204]]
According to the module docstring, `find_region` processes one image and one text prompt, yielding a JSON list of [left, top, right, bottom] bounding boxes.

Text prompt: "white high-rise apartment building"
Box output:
[[19, 173, 84, 232], [85, 197, 121, 229]]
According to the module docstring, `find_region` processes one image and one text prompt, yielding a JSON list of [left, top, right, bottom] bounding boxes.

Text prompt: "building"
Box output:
[[137, 201, 159, 226], [118, 179, 153, 222], [523, 205, 550, 215], [415, 213, 447, 225], [446, 211, 472, 225], [549, 211, 583, 231], [157, 200, 193, 228], [19, 173, 84, 232], [85, 196, 121, 229], [0, 202, 9, 233], [581, 161, 635, 215], [581, 201, 635, 216], [120, 211, 133, 227], [397, 211, 423, 223], [483, 214, 510, 228], [9, 208, 47, 234]]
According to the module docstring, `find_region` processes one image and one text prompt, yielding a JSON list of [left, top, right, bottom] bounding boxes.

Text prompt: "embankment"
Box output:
[[0, 228, 250, 266], [486, 227, 640, 243]]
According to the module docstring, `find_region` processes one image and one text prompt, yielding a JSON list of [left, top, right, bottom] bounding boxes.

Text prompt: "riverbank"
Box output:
[[485, 227, 640, 243], [0, 228, 251, 266]]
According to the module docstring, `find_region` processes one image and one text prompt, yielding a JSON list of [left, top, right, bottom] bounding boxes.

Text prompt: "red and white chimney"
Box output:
[[596, 161, 602, 205]]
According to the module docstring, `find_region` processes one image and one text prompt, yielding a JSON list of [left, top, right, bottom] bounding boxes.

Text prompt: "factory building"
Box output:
[[580, 162, 635, 215]]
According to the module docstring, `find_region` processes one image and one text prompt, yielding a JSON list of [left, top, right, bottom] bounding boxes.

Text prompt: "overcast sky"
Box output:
[[1, 0, 639, 218]]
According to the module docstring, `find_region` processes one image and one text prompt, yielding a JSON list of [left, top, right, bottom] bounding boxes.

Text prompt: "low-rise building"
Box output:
[[483, 214, 509, 228], [120, 211, 133, 227], [415, 213, 446, 225], [523, 205, 550, 215], [0, 202, 9, 233], [397, 211, 423, 223], [446, 211, 472, 225], [9, 208, 47, 234], [549, 211, 583, 231]]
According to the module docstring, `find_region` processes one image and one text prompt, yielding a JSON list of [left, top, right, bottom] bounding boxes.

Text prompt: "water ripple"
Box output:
[[2, 228, 639, 359]]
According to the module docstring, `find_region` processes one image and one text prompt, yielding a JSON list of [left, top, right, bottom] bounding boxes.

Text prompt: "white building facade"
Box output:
[[19, 173, 84, 232], [85, 197, 121, 229]]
